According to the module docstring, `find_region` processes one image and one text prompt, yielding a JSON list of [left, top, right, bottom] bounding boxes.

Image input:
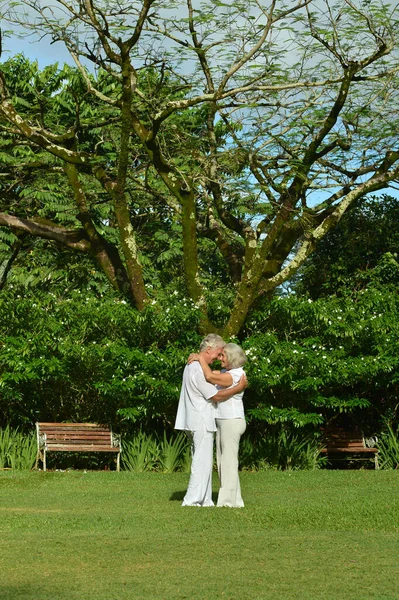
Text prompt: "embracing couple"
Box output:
[[175, 333, 247, 508]]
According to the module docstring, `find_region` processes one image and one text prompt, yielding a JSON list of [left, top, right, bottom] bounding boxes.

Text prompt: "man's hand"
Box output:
[[236, 373, 248, 392]]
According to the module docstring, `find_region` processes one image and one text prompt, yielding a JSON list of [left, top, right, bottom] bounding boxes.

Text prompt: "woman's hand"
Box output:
[[187, 353, 200, 364]]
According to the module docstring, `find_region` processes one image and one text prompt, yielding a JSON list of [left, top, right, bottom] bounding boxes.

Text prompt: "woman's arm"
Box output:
[[188, 353, 233, 387]]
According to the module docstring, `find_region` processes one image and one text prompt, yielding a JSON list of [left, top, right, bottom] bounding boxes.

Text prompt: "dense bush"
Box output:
[[294, 194, 399, 298], [0, 287, 201, 430], [243, 288, 399, 437], [1, 284, 398, 441]]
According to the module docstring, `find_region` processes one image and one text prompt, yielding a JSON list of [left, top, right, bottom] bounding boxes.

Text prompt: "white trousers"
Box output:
[[216, 418, 246, 508], [182, 422, 214, 507]]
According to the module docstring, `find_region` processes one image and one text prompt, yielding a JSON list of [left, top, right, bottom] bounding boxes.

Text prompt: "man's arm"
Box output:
[[210, 374, 247, 403]]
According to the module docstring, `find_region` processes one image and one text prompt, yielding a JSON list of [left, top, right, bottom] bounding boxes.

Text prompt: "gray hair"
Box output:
[[199, 333, 225, 352], [224, 343, 247, 369]]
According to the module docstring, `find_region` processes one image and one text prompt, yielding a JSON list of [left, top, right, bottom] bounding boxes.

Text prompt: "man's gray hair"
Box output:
[[199, 333, 225, 352], [224, 343, 247, 369]]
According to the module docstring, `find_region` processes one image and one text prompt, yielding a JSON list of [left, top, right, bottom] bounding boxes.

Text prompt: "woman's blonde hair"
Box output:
[[224, 343, 247, 369]]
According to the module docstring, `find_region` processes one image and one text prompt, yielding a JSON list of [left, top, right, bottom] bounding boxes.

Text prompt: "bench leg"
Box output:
[[375, 454, 379, 470], [43, 449, 47, 472], [116, 453, 120, 472]]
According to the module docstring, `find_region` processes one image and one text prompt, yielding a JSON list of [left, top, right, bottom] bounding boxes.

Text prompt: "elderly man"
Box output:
[[175, 333, 247, 507]]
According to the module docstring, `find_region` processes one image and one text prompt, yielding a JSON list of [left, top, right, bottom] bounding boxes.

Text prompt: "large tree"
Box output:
[[1, 0, 399, 336]]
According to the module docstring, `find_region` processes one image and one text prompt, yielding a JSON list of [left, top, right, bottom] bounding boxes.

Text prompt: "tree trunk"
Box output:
[[0, 236, 24, 290]]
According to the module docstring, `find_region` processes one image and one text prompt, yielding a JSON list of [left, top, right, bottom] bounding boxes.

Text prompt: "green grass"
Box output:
[[0, 470, 398, 599]]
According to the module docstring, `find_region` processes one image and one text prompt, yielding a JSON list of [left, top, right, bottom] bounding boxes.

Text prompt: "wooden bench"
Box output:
[[320, 427, 379, 469], [36, 422, 121, 471]]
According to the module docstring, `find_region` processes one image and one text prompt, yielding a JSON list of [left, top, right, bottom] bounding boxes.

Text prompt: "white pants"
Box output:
[[216, 418, 246, 508], [182, 422, 214, 507]]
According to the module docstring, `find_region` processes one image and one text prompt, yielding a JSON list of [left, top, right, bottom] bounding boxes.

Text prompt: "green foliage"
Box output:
[[376, 426, 399, 470], [0, 239, 112, 296], [2, 0, 399, 339], [243, 287, 399, 435], [0, 426, 13, 469], [295, 195, 399, 298], [121, 430, 190, 472], [1, 281, 398, 442], [158, 431, 190, 473], [0, 286, 201, 428], [121, 431, 159, 472], [0, 427, 36, 470], [239, 427, 326, 471]]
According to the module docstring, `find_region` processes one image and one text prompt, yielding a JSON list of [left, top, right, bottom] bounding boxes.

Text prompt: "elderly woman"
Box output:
[[189, 343, 247, 508]]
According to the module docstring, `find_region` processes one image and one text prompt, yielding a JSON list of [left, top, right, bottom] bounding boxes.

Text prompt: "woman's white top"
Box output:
[[215, 367, 245, 420]]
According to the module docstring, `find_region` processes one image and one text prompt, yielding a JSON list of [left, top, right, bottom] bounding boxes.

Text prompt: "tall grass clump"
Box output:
[[0, 427, 37, 470], [239, 427, 326, 471], [121, 431, 191, 472], [158, 432, 190, 473], [122, 431, 159, 472], [376, 426, 399, 469]]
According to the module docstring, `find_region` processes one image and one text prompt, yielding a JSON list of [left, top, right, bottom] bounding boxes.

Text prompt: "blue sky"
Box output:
[[3, 26, 71, 67]]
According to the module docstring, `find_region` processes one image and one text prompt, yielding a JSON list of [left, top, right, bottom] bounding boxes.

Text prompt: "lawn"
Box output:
[[0, 469, 398, 599]]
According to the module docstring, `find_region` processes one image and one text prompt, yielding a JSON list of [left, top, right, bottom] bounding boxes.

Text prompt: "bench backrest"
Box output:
[[321, 427, 365, 449], [36, 422, 120, 452]]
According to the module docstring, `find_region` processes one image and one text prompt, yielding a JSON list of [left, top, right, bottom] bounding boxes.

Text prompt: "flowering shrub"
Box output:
[[0, 287, 201, 429], [0, 286, 398, 440], [242, 288, 399, 435]]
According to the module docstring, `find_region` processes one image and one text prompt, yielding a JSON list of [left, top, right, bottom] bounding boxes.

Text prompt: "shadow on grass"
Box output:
[[0, 585, 70, 600], [169, 491, 219, 503], [169, 490, 185, 501]]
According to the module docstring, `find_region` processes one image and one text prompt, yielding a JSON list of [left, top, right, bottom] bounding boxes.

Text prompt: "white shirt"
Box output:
[[174, 362, 218, 432], [215, 367, 245, 420]]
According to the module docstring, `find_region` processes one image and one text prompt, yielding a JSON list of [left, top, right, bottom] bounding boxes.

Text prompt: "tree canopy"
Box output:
[[295, 194, 399, 297], [1, 0, 399, 336]]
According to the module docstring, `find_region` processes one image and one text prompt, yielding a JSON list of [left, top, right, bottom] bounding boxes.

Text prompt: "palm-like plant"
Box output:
[[376, 427, 399, 469]]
